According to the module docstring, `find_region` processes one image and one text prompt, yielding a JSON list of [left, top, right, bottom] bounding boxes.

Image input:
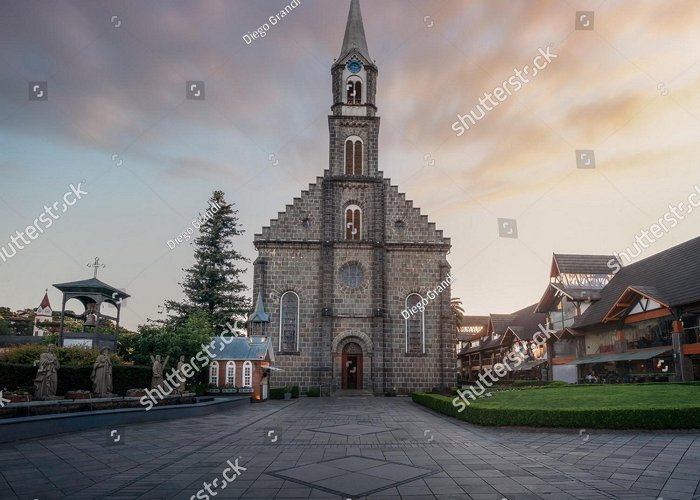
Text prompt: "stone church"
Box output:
[[250, 0, 454, 395]]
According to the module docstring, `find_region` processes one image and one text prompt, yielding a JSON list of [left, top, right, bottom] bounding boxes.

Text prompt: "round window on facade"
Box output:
[[340, 263, 364, 289]]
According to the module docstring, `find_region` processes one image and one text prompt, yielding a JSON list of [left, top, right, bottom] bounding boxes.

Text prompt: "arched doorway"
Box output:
[[341, 342, 363, 389]]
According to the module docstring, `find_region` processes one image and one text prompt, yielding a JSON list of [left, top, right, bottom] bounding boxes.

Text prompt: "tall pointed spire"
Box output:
[[338, 0, 371, 62]]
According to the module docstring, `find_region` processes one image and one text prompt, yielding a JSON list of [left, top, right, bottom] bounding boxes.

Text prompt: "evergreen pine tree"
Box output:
[[165, 191, 250, 330]]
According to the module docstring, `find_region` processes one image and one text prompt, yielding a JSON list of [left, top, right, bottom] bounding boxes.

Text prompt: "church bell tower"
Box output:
[[328, 0, 380, 178]]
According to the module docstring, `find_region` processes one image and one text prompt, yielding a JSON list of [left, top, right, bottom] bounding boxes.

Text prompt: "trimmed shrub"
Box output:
[[0, 362, 151, 396], [269, 388, 286, 400], [291, 385, 300, 398], [307, 387, 320, 397], [412, 392, 700, 430], [0, 344, 122, 367]]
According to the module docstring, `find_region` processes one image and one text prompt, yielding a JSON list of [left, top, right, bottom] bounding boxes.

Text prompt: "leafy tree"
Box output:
[[165, 191, 250, 329], [124, 311, 214, 367]]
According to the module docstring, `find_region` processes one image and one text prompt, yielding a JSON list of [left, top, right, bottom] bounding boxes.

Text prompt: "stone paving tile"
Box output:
[[0, 398, 698, 499]]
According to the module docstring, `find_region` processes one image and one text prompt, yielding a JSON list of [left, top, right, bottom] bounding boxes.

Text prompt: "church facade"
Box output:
[[250, 0, 454, 395]]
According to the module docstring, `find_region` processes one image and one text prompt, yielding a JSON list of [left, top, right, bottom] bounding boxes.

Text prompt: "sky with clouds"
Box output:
[[1, 0, 700, 330]]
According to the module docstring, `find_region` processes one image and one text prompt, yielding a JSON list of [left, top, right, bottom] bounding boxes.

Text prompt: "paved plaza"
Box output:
[[0, 397, 699, 499]]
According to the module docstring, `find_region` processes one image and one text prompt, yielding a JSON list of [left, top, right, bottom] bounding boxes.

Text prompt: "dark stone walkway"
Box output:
[[0, 397, 698, 499]]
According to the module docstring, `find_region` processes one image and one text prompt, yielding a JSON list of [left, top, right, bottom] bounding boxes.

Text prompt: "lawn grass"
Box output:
[[413, 384, 700, 429], [468, 384, 700, 410]]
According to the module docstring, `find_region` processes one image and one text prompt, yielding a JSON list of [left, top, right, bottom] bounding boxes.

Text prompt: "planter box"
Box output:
[[284, 393, 292, 400], [7, 394, 32, 403], [125, 389, 147, 397], [65, 391, 92, 400], [221, 388, 238, 394], [206, 388, 222, 394], [238, 387, 254, 394]]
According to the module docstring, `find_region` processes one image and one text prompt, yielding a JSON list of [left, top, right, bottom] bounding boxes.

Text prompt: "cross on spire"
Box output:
[[87, 257, 106, 278]]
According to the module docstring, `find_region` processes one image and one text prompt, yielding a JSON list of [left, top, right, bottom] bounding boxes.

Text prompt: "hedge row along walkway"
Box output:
[[414, 384, 700, 429], [0, 397, 698, 499]]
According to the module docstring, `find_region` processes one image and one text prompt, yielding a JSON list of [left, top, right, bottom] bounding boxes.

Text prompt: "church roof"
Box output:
[[39, 291, 51, 309], [212, 336, 275, 362], [338, 0, 371, 63]]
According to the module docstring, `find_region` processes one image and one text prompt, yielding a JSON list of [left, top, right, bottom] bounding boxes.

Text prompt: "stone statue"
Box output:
[[33, 344, 60, 400], [91, 347, 113, 396], [175, 355, 186, 393], [150, 354, 169, 389]]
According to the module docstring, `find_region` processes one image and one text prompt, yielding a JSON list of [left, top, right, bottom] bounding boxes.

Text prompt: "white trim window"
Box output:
[[226, 361, 236, 386], [243, 361, 253, 387], [209, 362, 219, 385]]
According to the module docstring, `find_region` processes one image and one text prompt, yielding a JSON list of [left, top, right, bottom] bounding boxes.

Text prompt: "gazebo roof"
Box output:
[[53, 278, 130, 299]]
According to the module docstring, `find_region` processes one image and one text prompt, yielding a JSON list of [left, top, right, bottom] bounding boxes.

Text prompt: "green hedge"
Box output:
[[269, 386, 300, 400], [0, 362, 151, 396], [306, 387, 320, 397], [269, 388, 285, 399], [412, 392, 700, 430]]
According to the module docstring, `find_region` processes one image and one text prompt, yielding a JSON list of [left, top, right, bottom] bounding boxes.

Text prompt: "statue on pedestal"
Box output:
[[91, 347, 113, 397], [33, 344, 60, 400], [150, 354, 169, 390], [175, 355, 186, 393]]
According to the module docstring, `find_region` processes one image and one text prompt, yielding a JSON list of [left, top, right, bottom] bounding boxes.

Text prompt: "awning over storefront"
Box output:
[[569, 347, 671, 365], [512, 359, 547, 371]]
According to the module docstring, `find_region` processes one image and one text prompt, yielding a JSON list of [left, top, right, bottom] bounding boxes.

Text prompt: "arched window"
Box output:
[[209, 362, 219, 385], [243, 361, 253, 387], [345, 205, 362, 240], [405, 294, 425, 354], [226, 361, 236, 386], [344, 138, 363, 175], [346, 79, 362, 104], [279, 291, 299, 352]]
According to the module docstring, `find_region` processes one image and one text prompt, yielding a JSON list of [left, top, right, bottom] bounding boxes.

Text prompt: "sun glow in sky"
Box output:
[[1, 0, 700, 329]]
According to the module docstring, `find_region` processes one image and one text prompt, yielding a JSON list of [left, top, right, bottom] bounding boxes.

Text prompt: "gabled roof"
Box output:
[[602, 286, 671, 323], [551, 254, 618, 277], [338, 0, 371, 63], [213, 336, 275, 362], [460, 304, 546, 355], [575, 236, 700, 328], [505, 303, 548, 341], [488, 314, 515, 336], [39, 292, 51, 309], [457, 315, 489, 341]]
